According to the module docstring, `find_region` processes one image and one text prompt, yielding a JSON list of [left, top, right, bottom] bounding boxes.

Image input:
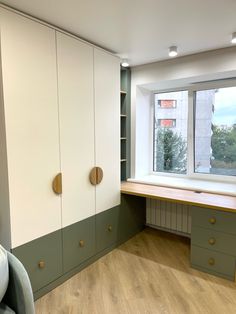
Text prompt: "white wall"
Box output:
[[131, 46, 236, 178], [135, 87, 152, 177], [0, 56, 11, 250]]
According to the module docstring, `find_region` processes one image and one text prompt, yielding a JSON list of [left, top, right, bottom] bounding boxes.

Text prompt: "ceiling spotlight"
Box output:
[[231, 32, 236, 44], [169, 46, 178, 57], [121, 59, 129, 67]]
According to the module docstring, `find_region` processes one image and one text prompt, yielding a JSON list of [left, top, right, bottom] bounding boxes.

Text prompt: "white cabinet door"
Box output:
[[94, 49, 120, 214], [0, 9, 61, 248], [56, 32, 95, 227]]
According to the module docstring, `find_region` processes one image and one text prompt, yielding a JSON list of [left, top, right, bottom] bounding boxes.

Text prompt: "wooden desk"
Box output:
[[121, 181, 236, 213], [121, 181, 236, 281]]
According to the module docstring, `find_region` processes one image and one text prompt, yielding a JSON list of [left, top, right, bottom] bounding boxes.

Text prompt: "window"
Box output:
[[195, 86, 236, 176], [154, 91, 188, 174], [157, 119, 176, 128], [153, 82, 236, 179], [158, 99, 177, 108]]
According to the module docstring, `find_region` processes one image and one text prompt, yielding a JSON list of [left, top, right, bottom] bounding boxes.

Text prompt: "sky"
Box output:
[[212, 86, 236, 126]]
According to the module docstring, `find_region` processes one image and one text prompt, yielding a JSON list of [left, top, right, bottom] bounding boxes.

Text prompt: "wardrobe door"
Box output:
[[0, 9, 61, 248], [56, 32, 95, 227], [94, 49, 120, 214]]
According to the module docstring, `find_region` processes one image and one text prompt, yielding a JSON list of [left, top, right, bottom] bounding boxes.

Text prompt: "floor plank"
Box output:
[[35, 228, 236, 313]]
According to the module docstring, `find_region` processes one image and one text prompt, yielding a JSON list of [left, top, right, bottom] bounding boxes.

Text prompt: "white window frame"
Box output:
[[151, 79, 236, 183]]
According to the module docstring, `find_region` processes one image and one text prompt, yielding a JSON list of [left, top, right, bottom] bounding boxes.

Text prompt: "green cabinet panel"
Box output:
[[191, 245, 235, 280], [63, 216, 95, 273], [96, 206, 119, 252], [12, 230, 63, 292], [120, 67, 131, 181], [191, 206, 236, 235], [192, 225, 236, 256], [118, 194, 146, 243]]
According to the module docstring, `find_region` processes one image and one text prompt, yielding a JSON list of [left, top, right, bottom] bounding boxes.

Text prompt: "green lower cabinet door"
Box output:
[[96, 206, 119, 253], [12, 230, 63, 292], [63, 216, 95, 273], [191, 245, 236, 280]]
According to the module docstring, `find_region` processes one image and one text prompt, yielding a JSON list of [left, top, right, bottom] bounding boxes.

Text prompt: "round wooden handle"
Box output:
[[208, 238, 216, 245], [108, 225, 112, 232], [79, 240, 85, 247], [89, 167, 97, 185], [38, 261, 45, 269], [209, 217, 216, 225], [208, 258, 215, 266], [96, 167, 103, 184], [89, 167, 103, 185], [52, 173, 62, 194]]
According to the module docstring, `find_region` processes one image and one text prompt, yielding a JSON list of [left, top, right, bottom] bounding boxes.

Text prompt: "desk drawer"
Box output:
[[192, 226, 236, 256], [191, 245, 235, 280], [191, 206, 236, 235]]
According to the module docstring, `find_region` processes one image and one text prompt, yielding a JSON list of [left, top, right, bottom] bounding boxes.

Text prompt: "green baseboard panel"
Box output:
[[191, 264, 235, 281]]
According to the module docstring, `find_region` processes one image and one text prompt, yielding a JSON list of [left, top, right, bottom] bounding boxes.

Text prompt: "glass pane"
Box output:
[[153, 91, 188, 174], [195, 86, 236, 176]]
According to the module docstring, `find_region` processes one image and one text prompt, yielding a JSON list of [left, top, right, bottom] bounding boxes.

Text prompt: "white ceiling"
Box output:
[[1, 0, 236, 66]]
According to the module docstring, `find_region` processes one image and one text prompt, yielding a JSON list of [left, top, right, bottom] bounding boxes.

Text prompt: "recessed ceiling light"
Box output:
[[121, 59, 129, 67], [169, 46, 178, 57], [231, 32, 236, 44]]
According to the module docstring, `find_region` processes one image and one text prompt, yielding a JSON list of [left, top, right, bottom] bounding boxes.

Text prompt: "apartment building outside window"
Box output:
[[154, 91, 188, 174]]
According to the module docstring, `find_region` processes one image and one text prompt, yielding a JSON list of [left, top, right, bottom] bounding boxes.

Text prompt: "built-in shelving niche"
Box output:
[[120, 67, 131, 181]]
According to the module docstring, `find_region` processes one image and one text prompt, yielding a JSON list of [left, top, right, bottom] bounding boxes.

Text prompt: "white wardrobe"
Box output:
[[0, 7, 120, 251]]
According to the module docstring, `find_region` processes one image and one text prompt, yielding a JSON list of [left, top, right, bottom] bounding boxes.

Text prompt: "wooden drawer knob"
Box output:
[[209, 217, 216, 225], [38, 261, 45, 269], [52, 173, 62, 195], [79, 240, 85, 247], [108, 225, 112, 232], [208, 258, 215, 266], [208, 238, 216, 245]]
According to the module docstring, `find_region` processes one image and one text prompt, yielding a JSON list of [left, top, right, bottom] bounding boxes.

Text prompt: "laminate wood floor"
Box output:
[[35, 228, 236, 314]]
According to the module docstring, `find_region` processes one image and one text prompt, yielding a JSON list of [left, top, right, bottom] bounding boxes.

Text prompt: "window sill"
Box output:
[[128, 175, 236, 197]]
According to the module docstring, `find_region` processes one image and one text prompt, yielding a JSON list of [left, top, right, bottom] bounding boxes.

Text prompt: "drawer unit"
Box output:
[[12, 230, 63, 292], [191, 245, 235, 280], [192, 225, 236, 256], [191, 206, 236, 281], [191, 206, 236, 235], [63, 216, 96, 273], [96, 206, 119, 252]]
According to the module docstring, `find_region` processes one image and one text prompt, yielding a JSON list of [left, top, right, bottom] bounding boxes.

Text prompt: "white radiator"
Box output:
[[146, 198, 191, 237]]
